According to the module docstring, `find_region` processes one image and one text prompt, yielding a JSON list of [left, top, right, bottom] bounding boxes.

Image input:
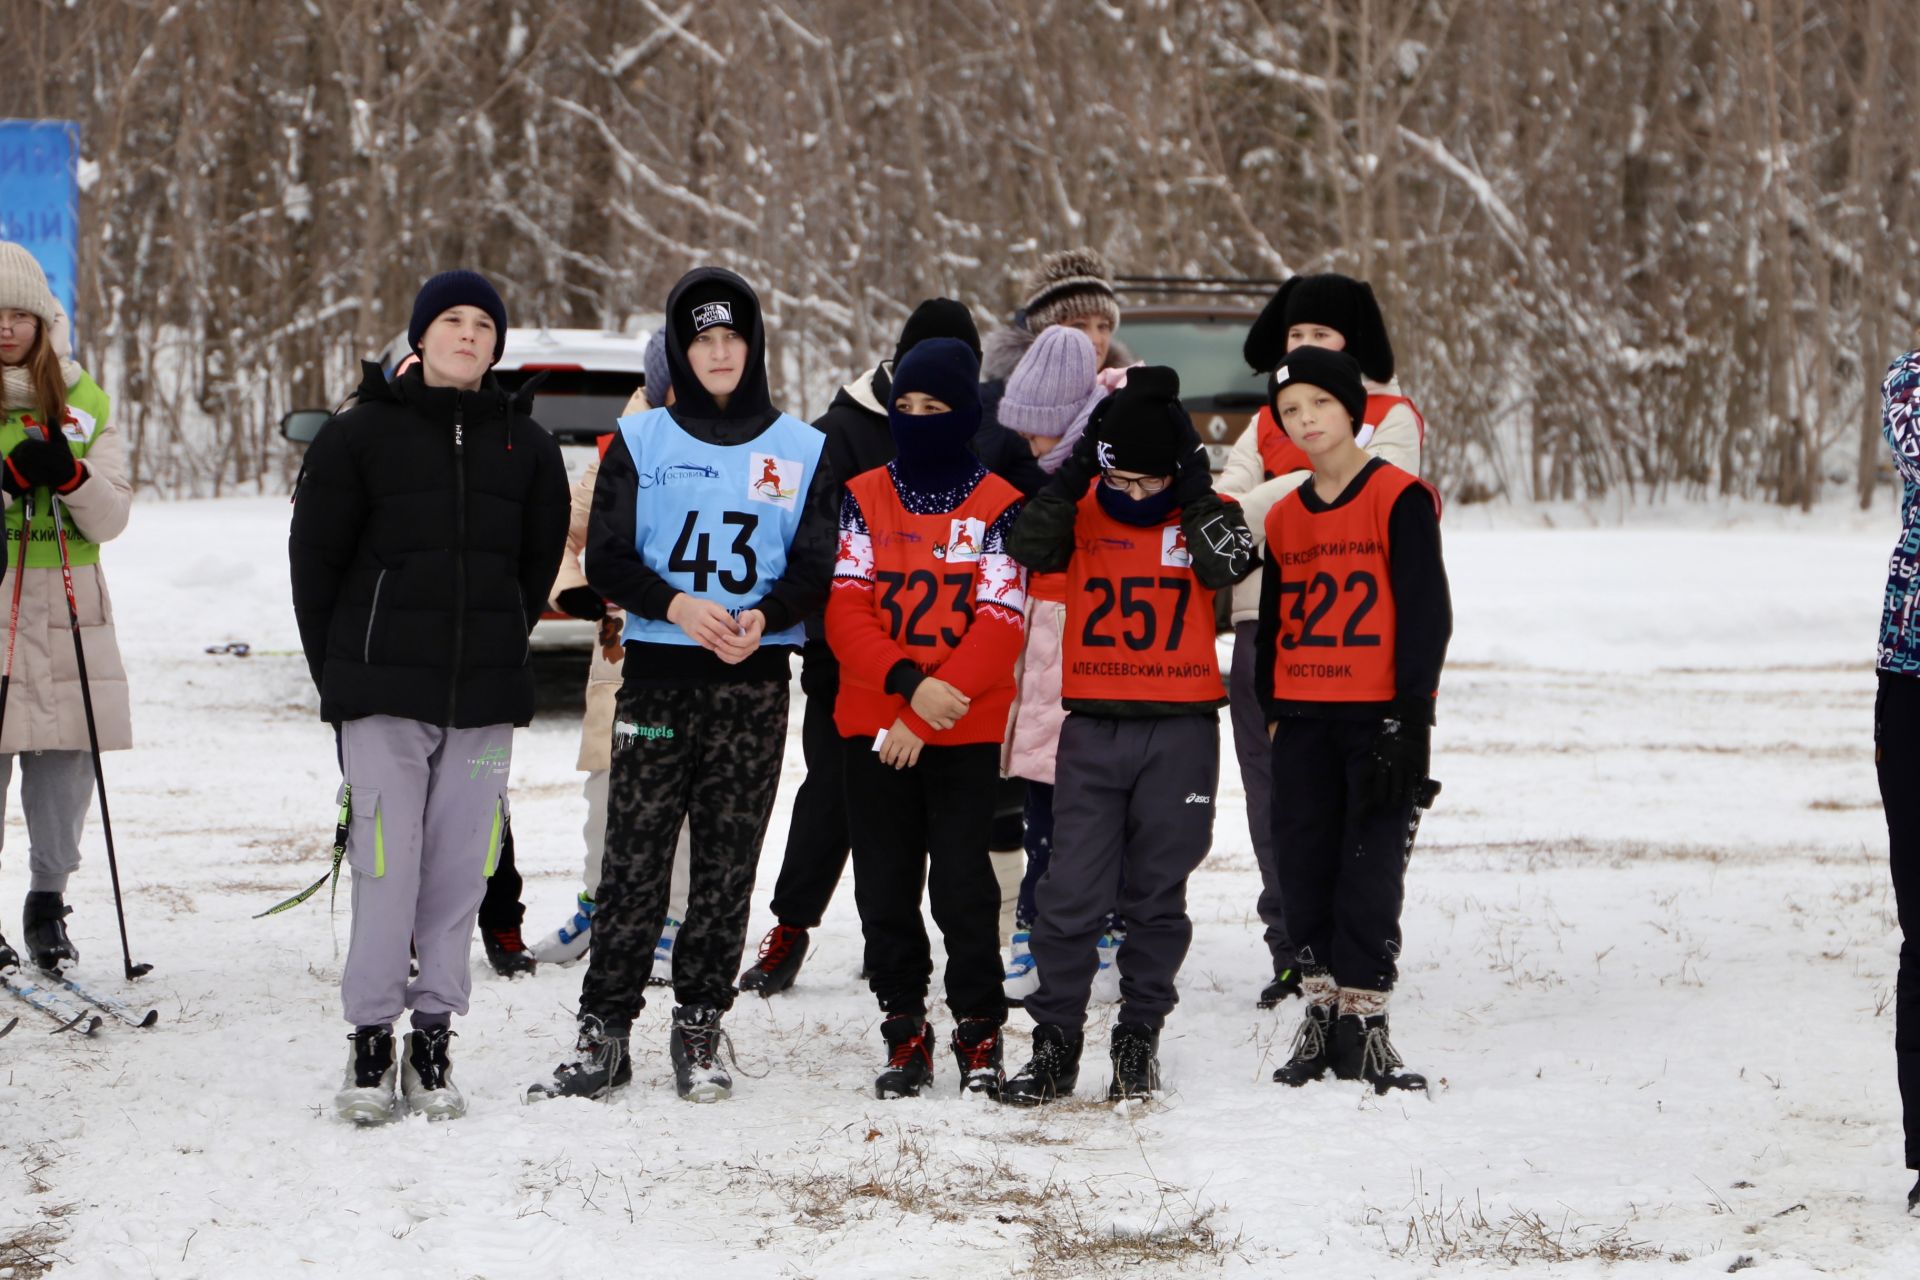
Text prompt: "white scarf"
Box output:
[[2, 359, 83, 413]]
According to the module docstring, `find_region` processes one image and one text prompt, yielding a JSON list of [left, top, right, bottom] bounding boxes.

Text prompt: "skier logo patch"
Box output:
[[748, 453, 801, 508], [1161, 525, 1192, 568], [942, 518, 985, 563], [690, 300, 733, 333], [61, 405, 95, 447]]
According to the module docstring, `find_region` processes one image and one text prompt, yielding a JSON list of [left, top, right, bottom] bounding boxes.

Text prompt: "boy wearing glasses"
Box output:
[[998, 368, 1253, 1104]]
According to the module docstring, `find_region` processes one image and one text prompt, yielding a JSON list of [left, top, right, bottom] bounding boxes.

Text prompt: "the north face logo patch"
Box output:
[[748, 452, 801, 508], [691, 300, 734, 333]]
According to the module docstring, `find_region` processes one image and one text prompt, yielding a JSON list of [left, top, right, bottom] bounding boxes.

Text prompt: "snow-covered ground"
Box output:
[[0, 495, 1913, 1278]]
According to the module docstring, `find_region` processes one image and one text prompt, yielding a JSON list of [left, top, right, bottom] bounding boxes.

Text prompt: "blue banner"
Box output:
[[0, 120, 81, 334]]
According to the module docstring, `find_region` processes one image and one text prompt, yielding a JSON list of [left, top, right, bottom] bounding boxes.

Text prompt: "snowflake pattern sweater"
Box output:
[[826, 461, 1026, 743]]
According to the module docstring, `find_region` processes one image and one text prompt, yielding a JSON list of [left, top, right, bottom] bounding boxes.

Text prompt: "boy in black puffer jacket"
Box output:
[[290, 270, 570, 1124]]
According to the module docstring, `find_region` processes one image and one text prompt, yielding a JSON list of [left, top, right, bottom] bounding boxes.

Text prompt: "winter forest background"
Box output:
[[5, 0, 1917, 508]]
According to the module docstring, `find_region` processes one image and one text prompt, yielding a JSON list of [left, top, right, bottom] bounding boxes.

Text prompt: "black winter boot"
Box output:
[[23, 892, 77, 972], [952, 1019, 1006, 1098], [738, 924, 809, 995], [481, 925, 537, 978], [670, 1005, 733, 1102], [528, 1015, 631, 1101], [999, 1023, 1083, 1107], [874, 1015, 935, 1099], [1107, 1022, 1161, 1101], [1272, 1001, 1335, 1086], [1907, 1173, 1919, 1215], [1330, 1009, 1427, 1094], [1257, 964, 1303, 1009], [0, 928, 18, 973]]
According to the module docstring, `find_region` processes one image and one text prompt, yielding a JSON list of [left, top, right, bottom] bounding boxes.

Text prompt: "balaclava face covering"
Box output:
[[887, 337, 983, 495]]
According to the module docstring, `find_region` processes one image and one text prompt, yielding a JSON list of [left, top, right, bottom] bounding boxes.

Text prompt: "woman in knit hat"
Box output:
[[976, 248, 1131, 485], [0, 242, 131, 979], [995, 326, 1121, 1004]]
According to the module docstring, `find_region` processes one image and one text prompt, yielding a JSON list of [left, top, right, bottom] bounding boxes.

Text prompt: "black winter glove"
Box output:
[[6, 437, 81, 492], [1363, 706, 1432, 813], [555, 585, 608, 622], [1171, 440, 1215, 507], [1051, 424, 1103, 497]]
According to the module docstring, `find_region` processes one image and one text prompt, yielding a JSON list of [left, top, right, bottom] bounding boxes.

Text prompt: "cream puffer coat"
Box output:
[[0, 375, 133, 754], [1216, 376, 1424, 626]]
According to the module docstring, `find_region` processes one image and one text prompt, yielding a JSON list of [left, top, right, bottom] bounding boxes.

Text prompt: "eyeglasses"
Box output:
[[0, 314, 39, 335], [1100, 471, 1170, 496]]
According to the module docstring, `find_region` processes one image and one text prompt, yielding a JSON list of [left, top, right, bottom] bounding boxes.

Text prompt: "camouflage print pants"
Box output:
[[577, 678, 790, 1034]]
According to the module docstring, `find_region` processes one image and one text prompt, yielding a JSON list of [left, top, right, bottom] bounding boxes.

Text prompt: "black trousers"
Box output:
[[767, 643, 852, 929], [476, 820, 524, 932], [844, 737, 1007, 1023], [578, 679, 790, 1033], [1877, 671, 1920, 1169], [1269, 715, 1418, 993]]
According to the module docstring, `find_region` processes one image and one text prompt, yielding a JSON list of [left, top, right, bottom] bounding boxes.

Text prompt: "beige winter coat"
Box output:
[[1217, 377, 1424, 626], [0, 419, 134, 753]]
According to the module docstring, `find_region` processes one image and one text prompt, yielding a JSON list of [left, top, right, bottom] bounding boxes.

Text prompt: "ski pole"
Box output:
[[0, 488, 34, 745], [45, 486, 150, 980]]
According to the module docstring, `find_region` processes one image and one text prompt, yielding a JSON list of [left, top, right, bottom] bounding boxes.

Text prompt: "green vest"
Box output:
[[1, 373, 111, 570]]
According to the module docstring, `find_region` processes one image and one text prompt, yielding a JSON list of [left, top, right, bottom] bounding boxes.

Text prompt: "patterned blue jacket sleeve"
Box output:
[[1884, 351, 1920, 486], [1879, 350, 1920, 674]]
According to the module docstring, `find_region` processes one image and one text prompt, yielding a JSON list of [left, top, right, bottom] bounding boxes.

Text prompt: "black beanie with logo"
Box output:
[[1269, 345, 1368, 434], [1089, 366, 1190, 476], [673, 276, 757, 353]]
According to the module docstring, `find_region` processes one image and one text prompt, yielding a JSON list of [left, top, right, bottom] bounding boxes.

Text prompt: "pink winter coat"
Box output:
[[1000, 586, 1066, 785]]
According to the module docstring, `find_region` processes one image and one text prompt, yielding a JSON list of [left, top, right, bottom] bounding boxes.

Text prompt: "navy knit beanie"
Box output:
[[408, 270, 508, 364], [890, 336, 981, 419]]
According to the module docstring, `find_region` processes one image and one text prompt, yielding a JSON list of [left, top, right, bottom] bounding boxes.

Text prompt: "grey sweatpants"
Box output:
[[1025, 713, 1220, 1032], [338, 715, 513, 1028], [0, 750, 95, 894], [1228, 620, 1294, 968]]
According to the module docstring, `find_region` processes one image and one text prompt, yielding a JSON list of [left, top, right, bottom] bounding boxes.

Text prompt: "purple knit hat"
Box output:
[[643, 328, 672, 405], [1000, 327, 1101, 437]]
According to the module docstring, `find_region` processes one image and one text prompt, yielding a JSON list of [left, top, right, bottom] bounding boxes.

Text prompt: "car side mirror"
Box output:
[[281, 409, 332, 445]]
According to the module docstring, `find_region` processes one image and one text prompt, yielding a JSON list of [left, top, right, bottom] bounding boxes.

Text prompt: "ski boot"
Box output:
[[1329, 1000, 1427, 1095], [999, 1023, 1083, 1107], [952, 1018, 1006, 1098], [401, 1025, 466, 1120], [874, 1014, 935, 1099], [1107, 1022, 1161, 1102], [528, 1015, 631, 1101], [1272, 1001, 1335, 1086], [670, 1005, 733, 1102], [1089, 928, 1123, 1004], [0, 928, 18, 973], [738, 924, 807, 995], [649, 917, 681, 988], [481, 924, 537, 978], [530, 892, 595, 965], [22, 892, 77, 972], [336, 1025, 400, 1124], [1003, 926, 1040, 1004], [1258, 964, 1303, 1009]]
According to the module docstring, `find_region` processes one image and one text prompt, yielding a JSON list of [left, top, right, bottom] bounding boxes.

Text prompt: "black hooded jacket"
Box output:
[[586, 267, 839, 685], [289, 361, 571, 728]]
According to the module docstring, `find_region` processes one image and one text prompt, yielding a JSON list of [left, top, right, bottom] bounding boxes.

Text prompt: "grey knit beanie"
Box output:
[[643, 327, 672, 405], [1000, 325, 1101, 437], [1022, 247, 1120, 333], [0, 243, 60, 328]]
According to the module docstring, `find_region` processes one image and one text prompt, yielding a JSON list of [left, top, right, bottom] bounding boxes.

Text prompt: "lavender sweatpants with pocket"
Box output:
[[338, 715, 513, 1028]]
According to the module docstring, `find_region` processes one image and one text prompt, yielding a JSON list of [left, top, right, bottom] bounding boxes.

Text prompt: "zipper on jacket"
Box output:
[[364, 568, 388, 663], [447, 406, 467, 727]]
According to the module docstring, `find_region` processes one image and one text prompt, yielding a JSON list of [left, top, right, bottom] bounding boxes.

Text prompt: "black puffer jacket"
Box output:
[[289, 361, 571, 728]]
